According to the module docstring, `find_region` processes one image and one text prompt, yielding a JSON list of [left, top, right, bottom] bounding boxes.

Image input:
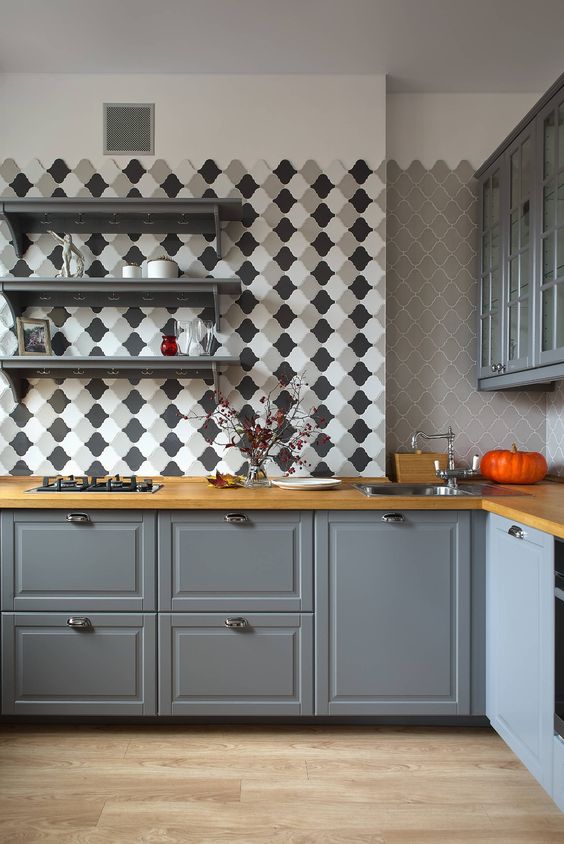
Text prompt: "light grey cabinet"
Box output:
[[158, 510, 313, 611], [486, 513, 554, 793], [1, 612, 156, 715], [159, 612, 313, 715], [1, 509, 156, 612], [315, 510, 471, 715]]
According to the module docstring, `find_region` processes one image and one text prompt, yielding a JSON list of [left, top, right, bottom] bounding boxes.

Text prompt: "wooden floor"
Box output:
[[1, 725, 564, 843]]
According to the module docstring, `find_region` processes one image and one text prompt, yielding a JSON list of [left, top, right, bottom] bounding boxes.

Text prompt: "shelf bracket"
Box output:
[[0, 203, 25, 259], [214, 204, 222, 260]]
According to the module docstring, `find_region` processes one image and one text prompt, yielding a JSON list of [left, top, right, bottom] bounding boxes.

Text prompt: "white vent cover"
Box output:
[[103, 103, 154, 155]]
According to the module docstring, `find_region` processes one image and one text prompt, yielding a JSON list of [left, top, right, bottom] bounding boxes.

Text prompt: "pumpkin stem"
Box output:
[[511, 442, 518, 452]]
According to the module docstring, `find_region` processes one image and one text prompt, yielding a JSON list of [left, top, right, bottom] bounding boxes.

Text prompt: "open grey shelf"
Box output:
[[0, 197, 244, 259], [0, 355, 239, 402], [0, 277, 242, 329]]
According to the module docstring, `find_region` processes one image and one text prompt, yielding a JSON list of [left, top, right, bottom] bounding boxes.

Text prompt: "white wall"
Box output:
[[0, 73, 386, 166], [387, 93, 540, 168]]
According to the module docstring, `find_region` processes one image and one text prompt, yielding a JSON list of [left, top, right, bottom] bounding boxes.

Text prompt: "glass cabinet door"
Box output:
[[504, 130, 534, 372], [538, 91, 564, 365], [478, 165, 503, 377]]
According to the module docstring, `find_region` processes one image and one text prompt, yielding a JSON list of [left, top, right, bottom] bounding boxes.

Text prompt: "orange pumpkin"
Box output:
[[480, 443, 547, 484]]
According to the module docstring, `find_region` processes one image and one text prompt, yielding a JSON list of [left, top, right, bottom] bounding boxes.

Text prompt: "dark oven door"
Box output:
[[556, 539, 564, 738]]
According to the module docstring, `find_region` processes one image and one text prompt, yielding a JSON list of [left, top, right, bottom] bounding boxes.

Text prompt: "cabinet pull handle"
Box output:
[[381, 512, 405, 523], [224, 617, 249, 629], [224, 512, 248, 524], [508, 524, 526, 539], [66, 616, 92, 629], [66, 512, 90, 523]]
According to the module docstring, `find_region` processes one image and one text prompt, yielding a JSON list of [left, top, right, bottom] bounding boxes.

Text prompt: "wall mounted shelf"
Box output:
[[0, 277, 242, 329], [0, 197, 244, 259], [0, 355, 239, 402]]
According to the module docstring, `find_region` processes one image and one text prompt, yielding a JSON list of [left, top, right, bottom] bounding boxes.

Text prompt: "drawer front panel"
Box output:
[[159, 613, 313, 715], [159, 511, 313, 611], [1, 510, 156, 611], [1, 612, 156, 715]]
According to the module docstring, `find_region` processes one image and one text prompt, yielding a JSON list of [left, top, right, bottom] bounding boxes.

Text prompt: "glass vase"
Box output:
[[244, 459, 271, 488]]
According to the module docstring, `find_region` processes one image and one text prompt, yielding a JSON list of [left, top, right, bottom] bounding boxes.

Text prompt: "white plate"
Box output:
[[272, 478, 342, 491]]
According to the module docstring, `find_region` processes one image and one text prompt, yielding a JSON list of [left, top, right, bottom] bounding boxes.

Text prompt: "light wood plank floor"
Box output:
[[1, 725, 564, 843]]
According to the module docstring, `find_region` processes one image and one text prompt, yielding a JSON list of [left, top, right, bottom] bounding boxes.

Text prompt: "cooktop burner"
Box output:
[[27, 475, 162, 493]]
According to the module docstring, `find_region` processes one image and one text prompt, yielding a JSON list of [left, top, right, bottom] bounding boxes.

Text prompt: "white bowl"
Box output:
[[147, 259, 179, 278]]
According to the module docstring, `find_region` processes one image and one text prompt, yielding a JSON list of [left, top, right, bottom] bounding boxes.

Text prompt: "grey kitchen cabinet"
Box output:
[[315, 510, 471, 715], [1, 612, 156, 715], [553, 734, 564, 812], [486, 513, 554, 794], [0, 509, 156, 612], [477, 123, 536, 383], [158, 510, 313, 612], [476, 72, 564, 390], [158, 612, 313, 715]]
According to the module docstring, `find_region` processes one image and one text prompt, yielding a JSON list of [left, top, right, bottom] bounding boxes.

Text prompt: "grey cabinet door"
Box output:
[[478, 161, 505, 380], [315, 510, 471, 715], [486, 513, 554, 793], [1, 510, 156, 611], [159, 612, 313, 715], [1, 612, 156, 715], [159, 510, 313, 611], [536, 87, 564, 368]]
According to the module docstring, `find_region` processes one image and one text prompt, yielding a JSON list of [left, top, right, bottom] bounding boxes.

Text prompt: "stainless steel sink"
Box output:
[[354, 483, 474, 497], [353, 482, 530, 498]]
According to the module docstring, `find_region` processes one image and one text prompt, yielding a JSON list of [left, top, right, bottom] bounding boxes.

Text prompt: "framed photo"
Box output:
[[16, 317, 52, 356]]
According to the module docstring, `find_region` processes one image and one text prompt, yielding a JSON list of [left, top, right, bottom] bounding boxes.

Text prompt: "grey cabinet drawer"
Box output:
[[158, 511, 313, 611], [315, 510, 471, 715], [159, 612, 313, 715], [1, 510, 156, 611], [1, 612, 156, 715]]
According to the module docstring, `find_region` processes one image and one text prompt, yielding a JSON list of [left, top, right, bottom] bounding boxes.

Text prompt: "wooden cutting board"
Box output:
[[393, 451, 448, 483]]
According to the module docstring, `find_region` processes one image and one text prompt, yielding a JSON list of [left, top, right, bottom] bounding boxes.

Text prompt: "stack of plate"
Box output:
[[271, 478, 342, 491]]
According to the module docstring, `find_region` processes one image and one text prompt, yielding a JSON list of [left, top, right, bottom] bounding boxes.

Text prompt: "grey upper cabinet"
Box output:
[[477, 125, 536, 383], [315, 510, 471, 716], [476, 72, 564, 390], [486, 513, 554, 794], [158, 510, 313, 612], [1, 510, 156, 612]]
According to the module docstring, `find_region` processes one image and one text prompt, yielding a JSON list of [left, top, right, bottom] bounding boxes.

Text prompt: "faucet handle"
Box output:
[[472, 455, 480, 471], [433, 459, 441, 472]]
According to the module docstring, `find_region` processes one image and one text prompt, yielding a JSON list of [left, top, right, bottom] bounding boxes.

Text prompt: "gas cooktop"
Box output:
[[26, 475, 162, 493]]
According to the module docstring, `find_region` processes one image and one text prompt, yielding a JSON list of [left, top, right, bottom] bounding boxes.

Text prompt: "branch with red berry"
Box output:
[[179, 373, 330, 475]]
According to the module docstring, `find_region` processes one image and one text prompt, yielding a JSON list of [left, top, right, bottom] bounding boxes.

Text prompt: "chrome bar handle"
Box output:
[[66, 513, 90, 523], [224, 617, 249, 629], [224, 513, 248, 524], [381, 513, 405, 523], [508, 525, 526, 540], [66, 616, 92, 629]]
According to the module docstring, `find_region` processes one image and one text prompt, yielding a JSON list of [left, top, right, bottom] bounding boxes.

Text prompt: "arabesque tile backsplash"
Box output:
[[0, 157, 386, 477]]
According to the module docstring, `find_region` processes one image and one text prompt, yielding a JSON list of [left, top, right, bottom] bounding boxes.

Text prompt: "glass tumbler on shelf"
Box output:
[[200, 320, 216, 356]]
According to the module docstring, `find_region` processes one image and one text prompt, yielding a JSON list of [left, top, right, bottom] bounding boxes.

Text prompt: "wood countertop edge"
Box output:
[[0, 477, 561, 537]]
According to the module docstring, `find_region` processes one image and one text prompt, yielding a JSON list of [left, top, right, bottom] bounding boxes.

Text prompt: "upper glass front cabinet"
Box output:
[[540, 95, 564, 362]]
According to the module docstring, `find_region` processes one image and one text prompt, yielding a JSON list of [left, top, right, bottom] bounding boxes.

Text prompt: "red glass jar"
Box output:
[[160, 334, 178, 356]]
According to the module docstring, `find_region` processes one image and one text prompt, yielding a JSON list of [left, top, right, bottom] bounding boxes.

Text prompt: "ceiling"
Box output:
[[0, 0, 562, 92]]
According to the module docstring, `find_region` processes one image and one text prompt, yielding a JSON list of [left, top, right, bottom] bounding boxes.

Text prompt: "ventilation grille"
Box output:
[[103, 103, 154, 155]]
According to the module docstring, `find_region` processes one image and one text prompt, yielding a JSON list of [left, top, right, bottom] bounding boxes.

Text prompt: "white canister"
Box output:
[[122, 264, 142, 278], [147, 258, 179, 278]]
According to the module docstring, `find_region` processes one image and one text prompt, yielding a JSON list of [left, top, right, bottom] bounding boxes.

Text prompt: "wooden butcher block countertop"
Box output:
[[0, 475, 562, 538]]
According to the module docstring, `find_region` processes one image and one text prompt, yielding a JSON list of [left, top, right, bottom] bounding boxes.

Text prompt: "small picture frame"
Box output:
[[16, 317, 52, 356]]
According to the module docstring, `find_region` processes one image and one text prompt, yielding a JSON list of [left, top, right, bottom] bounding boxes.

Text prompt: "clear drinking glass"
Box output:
[[200, 320, 216, 356]]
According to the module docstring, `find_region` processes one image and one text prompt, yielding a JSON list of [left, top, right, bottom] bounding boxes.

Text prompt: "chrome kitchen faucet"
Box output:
[[410, 426, 479, 489]]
